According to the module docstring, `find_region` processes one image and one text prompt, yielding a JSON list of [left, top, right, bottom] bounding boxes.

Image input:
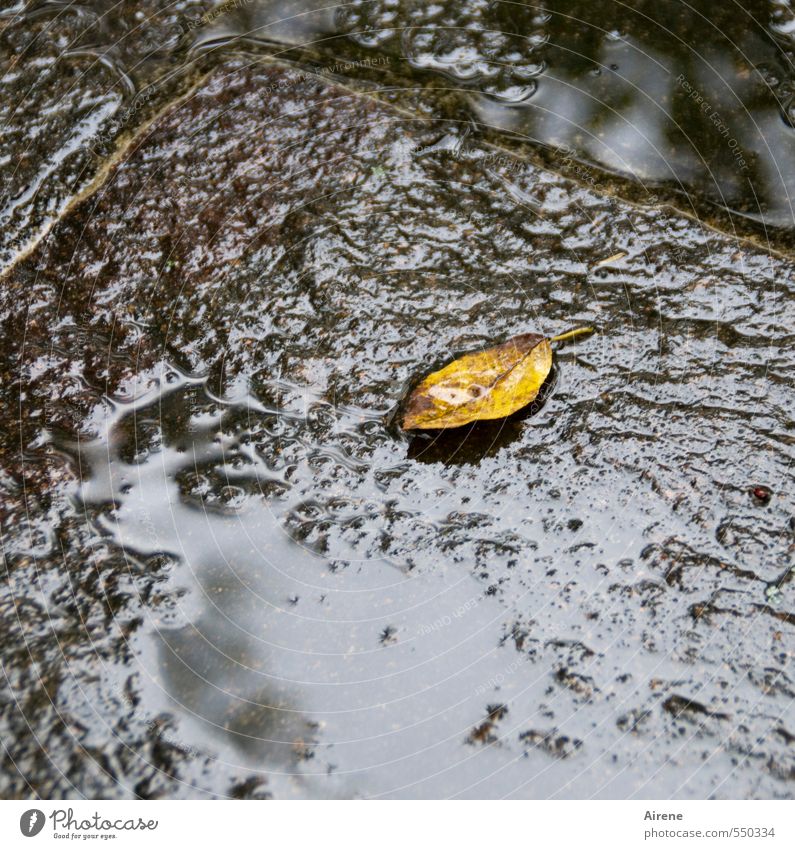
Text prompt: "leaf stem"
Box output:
[[550, 326, 595, 344]]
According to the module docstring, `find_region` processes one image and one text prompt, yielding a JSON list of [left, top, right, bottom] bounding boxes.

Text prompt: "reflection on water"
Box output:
[[4, 0, 795, 271], [1, 19, 795, 798], [191, 0, 795, 232], [467, 0, 795, 228], [71, 369, 548, 797]]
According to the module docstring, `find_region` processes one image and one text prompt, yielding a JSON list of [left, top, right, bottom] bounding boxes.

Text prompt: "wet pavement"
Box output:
[[1, 3, 794, 799]]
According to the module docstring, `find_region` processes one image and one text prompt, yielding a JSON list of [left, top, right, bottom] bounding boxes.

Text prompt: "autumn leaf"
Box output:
[[401, 328, 593, 431]]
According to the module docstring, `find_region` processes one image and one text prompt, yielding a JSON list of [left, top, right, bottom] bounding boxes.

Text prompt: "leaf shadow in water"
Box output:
[[403, 364, 557, 466]]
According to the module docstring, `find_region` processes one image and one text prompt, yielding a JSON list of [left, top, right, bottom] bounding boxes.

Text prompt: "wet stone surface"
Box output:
[[0, 0, 205, 269], [195, 0, 795, 238], [1, 57, 794, 798]]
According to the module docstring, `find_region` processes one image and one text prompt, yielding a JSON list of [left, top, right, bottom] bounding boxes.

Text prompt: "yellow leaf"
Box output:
[[401, 327, 593, 431], [400, 333, 549, 430]]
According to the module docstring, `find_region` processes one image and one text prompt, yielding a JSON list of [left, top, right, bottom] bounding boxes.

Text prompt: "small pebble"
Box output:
[[751, 485, 772, 505]]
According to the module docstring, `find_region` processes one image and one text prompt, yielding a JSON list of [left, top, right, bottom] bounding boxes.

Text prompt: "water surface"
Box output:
[[0, 5, 794, 799]]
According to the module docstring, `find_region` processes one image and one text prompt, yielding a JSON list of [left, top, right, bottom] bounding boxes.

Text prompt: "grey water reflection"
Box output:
[[72, 370, 547, 798], [468, 0, 795, 228], [2, 13, 794, 798], [192, 0, 795, 231]]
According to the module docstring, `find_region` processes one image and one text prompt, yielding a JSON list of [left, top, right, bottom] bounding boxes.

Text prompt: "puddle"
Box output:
[[187, 0, 795, 238], [1, 39, 794, 798]]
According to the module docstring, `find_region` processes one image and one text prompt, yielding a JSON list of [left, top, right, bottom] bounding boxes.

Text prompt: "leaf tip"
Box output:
[[549, 326, 595, 344]]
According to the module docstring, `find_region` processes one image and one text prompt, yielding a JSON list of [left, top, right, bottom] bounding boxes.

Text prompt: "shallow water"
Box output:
[[1, 4, 794, 799], [192, 0, 795, 235]]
